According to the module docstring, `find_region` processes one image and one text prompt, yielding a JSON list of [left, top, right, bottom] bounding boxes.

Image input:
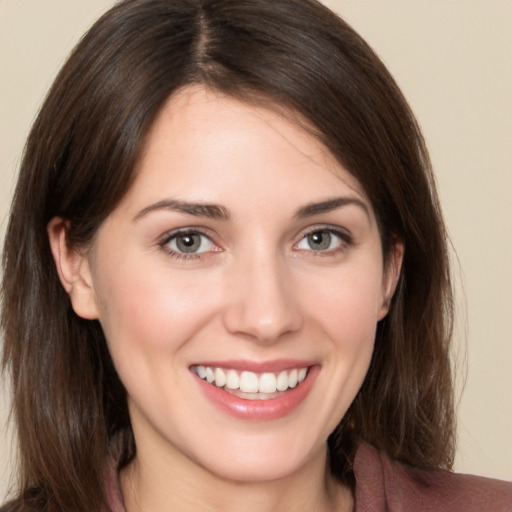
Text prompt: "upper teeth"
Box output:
[[193, 366, 308, 394]]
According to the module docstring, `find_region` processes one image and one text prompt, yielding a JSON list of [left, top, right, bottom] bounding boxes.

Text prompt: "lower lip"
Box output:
[[193, 366, 319, 421]]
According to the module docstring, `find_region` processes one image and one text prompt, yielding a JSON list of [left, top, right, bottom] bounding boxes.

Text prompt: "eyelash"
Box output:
[[158, 226, 353, 261], [158, 229, 219, 262], [294, 226, 353, 256]]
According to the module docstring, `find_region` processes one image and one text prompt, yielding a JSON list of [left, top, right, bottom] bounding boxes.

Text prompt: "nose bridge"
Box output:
[[223, 245, 302, 343]]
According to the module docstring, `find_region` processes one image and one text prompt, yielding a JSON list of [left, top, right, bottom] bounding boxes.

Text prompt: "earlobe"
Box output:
[[378, 238, 404, 320], [47, 217, 99, 320]]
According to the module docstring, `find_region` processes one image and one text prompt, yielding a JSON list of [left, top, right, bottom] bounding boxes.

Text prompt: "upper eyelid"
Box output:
[[294, 224, 353, 241], [292, 226, 354, 255], [157, 226, 217, 245], [156, 224, 353, 251], [158, 229, 221, 261]]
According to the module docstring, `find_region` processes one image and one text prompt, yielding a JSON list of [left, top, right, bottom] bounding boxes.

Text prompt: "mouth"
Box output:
[[191, 365, 309, 400], [190, 362, 317, 420]]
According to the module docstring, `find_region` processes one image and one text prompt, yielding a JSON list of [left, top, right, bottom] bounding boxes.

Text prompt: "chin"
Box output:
[[200, 455, 309, 484], [188, 431, 326, 484]]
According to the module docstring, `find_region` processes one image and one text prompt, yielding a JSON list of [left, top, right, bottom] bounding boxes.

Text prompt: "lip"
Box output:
[[191, 360, 319, 421]]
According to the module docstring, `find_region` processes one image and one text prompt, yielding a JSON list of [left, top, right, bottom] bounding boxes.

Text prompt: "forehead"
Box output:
[[122, 85, 370, 214]]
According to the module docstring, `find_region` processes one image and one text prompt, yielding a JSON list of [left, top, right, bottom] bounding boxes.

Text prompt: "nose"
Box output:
[[222, 253, 302, 344]]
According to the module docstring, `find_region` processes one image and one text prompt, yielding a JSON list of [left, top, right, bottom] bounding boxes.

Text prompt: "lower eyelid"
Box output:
[[295, 228, 352, 250], [168, 233, 215, 253], [157, 229, 223, 262], [157, 227, 352, 260]]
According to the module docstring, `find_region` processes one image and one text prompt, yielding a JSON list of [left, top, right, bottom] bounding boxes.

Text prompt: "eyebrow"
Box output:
[[133, 196, 369, 223], [294, 197, 370, 219], [133, 199, 231, 221]]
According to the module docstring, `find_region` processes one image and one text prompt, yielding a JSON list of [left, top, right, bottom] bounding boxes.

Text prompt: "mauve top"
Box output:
[[104, 443, 512, 511]]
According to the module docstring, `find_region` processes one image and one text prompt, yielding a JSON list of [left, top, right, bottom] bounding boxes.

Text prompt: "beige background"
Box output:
[[1, 0, 511, 500]]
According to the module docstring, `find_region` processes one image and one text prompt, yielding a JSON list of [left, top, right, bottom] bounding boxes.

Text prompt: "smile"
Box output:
[[192, 365, 309, 399], [191, 361, 318, 420]]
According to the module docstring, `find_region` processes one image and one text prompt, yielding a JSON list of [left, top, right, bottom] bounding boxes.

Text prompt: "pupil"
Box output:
[[177, 234, 200, 253], [308, 231, 330, 250]]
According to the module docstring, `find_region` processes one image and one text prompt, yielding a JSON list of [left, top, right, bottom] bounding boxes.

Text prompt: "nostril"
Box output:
[[221, 258, 303, 342], [221, 300, 302, 344]]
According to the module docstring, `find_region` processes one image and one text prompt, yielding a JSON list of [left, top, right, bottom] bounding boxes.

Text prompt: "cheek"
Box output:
[[295, 262, 382, 431], [92, 256, 221, 370], [304, 260, 385, 344]]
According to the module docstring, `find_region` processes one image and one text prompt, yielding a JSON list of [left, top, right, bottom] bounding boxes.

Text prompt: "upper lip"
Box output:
[[190, 359, 317, 373]]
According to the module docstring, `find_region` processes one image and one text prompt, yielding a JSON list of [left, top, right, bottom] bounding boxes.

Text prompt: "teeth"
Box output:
[[193, 365, 309, 394], [214, 368, 226, 388], [288, 369, 298, 388], [240, 371, 259, 393], [205, 366, 215, 384], [258, 373, 277, 393], [276, 371, 288, 391], [225, 369, 240, 390]]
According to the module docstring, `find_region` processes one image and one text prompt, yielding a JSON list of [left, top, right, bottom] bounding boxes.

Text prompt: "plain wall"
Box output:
[[1, 0, 511, 500]]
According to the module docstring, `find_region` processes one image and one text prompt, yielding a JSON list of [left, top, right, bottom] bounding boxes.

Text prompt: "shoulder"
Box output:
[[353, 443, 512, 512]]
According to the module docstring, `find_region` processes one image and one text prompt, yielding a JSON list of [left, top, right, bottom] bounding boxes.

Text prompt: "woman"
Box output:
[[1, 0, 511, 511]]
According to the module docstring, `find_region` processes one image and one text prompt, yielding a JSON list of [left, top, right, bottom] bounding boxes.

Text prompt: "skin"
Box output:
[[49, 86, 402, 512]]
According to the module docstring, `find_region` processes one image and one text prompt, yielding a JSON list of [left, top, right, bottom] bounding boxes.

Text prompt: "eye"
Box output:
[[295, 229, 348, 252], [163, 231, 216, 255]]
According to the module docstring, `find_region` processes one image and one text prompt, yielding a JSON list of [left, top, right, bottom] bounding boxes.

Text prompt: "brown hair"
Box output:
[[1, 0, 454, 509]]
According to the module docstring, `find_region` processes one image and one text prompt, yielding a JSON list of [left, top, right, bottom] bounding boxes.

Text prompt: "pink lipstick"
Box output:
[[191, 361, 319, 420]]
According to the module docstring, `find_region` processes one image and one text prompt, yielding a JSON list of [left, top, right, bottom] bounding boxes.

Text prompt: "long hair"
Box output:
[[1, 0, 454, 509]]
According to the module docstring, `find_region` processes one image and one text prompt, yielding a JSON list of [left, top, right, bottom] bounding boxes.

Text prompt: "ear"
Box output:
[[378, 237, 404, 320], [47, 217, 99, 320]]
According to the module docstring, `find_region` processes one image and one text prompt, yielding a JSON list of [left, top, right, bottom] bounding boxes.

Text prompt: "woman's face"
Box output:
[[69, 86, 398, 483]]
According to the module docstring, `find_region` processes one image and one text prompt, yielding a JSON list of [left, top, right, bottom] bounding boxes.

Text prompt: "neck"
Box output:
[[120, 444, 353, 512]]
